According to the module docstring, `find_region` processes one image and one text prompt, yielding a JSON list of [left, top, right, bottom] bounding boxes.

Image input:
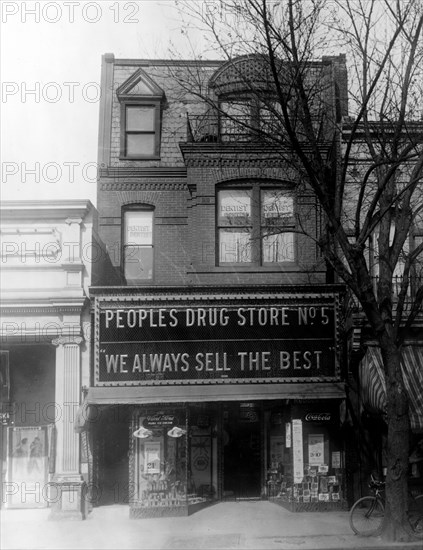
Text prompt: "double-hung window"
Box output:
[[218, 189, 252, 263], [217, 184, 295, 266], [368, 219, 414, 296], [123, 104, 160, 158], [261, 189, 295, 263], [258, 101, 284, 134], [123, 208, 154, 283]]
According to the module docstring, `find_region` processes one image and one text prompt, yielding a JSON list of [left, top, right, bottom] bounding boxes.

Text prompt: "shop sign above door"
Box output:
[[304, 413, 332, 422], [94, 296, 341, 386], [143, 413, 177, 427]]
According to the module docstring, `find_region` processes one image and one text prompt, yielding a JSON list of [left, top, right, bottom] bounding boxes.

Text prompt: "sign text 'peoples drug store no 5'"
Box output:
[[95, 299, 340, 385]]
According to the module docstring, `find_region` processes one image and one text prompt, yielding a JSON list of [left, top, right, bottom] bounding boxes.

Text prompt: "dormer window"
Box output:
[[124, 105, 159, 157], [117, 69, 165, 160], [219, 98, 283, 142], [207, 55, 288, 144]]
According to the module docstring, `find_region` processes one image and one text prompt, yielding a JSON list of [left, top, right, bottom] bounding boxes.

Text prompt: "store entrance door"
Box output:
[[223, 403, 261, 499], [93, 406, 130, 506]]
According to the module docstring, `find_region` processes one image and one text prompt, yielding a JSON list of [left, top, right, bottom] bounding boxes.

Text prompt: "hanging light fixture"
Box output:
[[167, 426, 186, 438], [133, 426, 153, 439]]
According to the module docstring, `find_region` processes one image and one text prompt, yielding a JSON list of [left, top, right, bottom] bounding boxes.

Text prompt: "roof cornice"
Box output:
[[99, 167, 187, 179], [0, 200, 94, 220], [114, 59, 223, 67], [90, 283, 346, 298]]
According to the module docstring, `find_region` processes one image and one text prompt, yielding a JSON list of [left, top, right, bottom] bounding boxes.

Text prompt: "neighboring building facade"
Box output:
[[342, 124, 423, 498], [89, 53, 350, 517], [0, 200, 96, 518]]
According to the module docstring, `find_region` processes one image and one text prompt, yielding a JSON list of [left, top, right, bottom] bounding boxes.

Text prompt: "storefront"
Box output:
[[87, 288, 347, 516], [0, 200, 96, 518]]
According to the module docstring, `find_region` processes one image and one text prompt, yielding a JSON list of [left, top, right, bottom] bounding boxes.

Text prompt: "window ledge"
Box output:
[[125, 280, 154, 285], [191, 264, 304, 273], [119, 156, 161, 161]]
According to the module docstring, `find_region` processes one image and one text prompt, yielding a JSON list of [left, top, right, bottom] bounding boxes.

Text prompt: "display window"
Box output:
[[130, 405, 218, 517], [95, 400, 345, 517], [266, 402, 345, 510]]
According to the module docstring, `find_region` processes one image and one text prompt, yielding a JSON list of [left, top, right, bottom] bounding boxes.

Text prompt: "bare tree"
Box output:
[[166, 0, 423, 541]]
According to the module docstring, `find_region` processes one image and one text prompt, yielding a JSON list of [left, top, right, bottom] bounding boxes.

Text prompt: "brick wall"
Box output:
[[97, 182, 190, 286], [96, 56, 339, 288]]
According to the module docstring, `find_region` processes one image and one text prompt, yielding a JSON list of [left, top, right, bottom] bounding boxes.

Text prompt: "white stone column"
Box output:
[[52, 336, 83, 480]]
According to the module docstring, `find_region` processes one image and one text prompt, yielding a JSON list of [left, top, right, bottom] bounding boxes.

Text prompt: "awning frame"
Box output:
[[86, 382, 346, 405]]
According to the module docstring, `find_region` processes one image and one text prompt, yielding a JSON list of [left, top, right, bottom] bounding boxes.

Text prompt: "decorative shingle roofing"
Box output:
[[209, 54, 280, 95]]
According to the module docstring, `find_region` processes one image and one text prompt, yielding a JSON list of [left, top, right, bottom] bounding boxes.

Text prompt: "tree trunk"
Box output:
[[379, 336, 411, 542]]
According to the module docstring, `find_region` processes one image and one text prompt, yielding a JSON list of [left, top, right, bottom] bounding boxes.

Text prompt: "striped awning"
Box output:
[[359, 345, 423, 432]]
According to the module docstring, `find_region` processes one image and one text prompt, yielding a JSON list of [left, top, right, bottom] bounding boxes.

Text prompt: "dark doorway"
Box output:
[[93, 405, 130, 506], [223, 402, 261, 499]]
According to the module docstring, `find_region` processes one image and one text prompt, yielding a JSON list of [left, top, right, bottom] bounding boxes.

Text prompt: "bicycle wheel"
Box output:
[[407, 494, 423, 539], [349, 496, 384, 536]]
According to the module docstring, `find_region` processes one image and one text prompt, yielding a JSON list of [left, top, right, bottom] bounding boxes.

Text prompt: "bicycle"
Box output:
[[349, 474, 423, 537]]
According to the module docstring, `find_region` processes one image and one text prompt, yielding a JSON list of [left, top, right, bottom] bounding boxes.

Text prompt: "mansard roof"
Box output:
[[209, 54, 330, 97]]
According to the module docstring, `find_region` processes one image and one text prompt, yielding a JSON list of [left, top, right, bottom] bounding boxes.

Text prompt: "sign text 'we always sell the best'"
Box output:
[[96, 303, 338, 384]]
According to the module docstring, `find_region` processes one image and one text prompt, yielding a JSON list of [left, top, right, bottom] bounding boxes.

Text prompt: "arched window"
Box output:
[[123, 206, 154, 283]]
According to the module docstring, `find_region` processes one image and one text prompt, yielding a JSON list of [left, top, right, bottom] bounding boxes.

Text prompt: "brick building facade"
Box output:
[[341, 123, 423, 500], [87, 53, 350, 517]]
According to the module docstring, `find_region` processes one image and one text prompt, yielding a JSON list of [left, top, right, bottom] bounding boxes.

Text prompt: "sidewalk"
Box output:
[[1, 500, 423, 550]]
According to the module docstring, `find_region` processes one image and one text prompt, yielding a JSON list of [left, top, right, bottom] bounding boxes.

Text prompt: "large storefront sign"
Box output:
[[94, 295, 340, 386]]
